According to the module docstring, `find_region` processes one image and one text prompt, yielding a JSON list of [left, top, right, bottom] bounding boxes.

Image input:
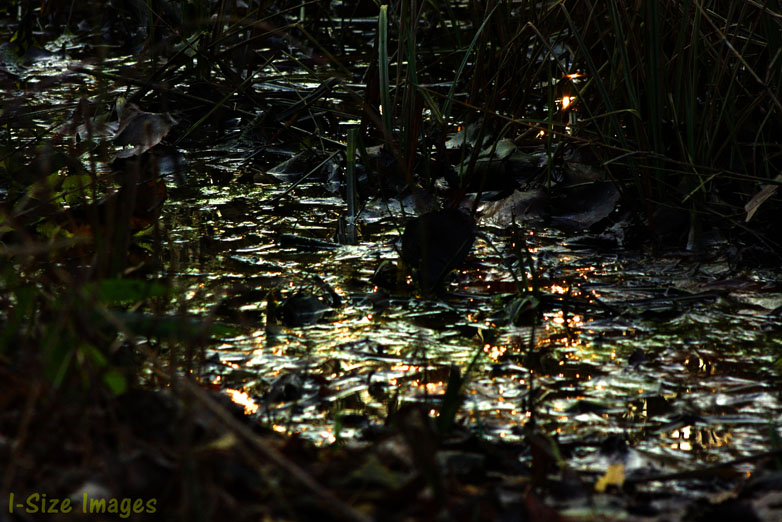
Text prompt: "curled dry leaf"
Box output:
[[113, 103, 177, 159], [745, 174, 782, 222]]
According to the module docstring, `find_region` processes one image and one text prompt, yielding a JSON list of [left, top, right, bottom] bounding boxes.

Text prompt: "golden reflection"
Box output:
[[561, 96, 574, 109], [225, 389, 259, 415], [670, 426, 693, 451], [413, 381, 446, 394], [390, 363, 420, 372], [665, 425, 728, 450], [486, 344, 507, 361], [549, 310, 583, 329], [330, 325, 356, 345], [550, 284, 568, 294]]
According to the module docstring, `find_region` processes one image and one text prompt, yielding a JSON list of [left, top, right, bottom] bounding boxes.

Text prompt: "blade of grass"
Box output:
[[344, 128, 358, 245], [378, 5, 393, 140], [441, 4, 499, 121]]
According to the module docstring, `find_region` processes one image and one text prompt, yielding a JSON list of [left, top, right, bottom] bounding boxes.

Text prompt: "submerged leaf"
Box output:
[[401, 209, 475, 291]]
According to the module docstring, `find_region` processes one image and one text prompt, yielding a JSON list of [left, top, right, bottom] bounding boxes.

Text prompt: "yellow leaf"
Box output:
[[595, 463, 625, 492]]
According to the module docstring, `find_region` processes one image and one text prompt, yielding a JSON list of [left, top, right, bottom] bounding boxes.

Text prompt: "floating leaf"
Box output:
[[595, 463, 625, 492]]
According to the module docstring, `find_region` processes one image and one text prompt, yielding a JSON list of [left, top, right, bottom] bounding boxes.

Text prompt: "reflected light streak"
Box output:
[[225, 389, 259, 414]]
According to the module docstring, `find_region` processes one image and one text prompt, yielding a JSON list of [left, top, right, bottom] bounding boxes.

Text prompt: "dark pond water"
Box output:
[[3, 12, 782, 503]]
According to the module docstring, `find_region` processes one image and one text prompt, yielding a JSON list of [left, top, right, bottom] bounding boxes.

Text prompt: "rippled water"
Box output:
[[4, 21, 781, 499], [160, 162, 782, 493]]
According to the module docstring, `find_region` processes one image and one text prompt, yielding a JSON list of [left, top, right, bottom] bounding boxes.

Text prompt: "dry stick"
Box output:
[[99, 309, 370, 522], [173, 373, 371, 522]]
